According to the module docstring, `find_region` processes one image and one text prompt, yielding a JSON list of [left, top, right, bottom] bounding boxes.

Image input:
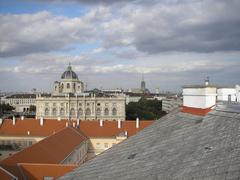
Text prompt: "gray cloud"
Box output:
[[1, 0, 240, 57], [99, 0, 240, 53]]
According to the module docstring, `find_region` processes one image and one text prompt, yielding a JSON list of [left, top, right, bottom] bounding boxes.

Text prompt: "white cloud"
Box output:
[[0, 6, 111, 57]]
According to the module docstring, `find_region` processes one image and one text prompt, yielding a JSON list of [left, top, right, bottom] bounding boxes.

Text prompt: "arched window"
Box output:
[[45, 108, 49, 116], [67, 83, 70, 89], [104, 108, 109, 116], [52, 108, 57, 116], [96, 108, 101, 116], [60, 108, 65, 116], [86, 108, 91, 116], [70, 108, 75, 116], [78, 108, 83, 116], [112, 108, 117, 116], [73, 83, 75, 90]]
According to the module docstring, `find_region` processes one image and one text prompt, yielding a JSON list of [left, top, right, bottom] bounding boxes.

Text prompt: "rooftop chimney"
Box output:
[[66, 122, 69, 127], [13, 116, 16, 125], [182, 80, 217, 116], [27, 131, 30, 135], [57, 117, 61, 121], [21, 116, 24, 120], [77, 119, 80, 127], [40, 117, 44, 126], [0, 118, 3, 125], [118, 119, 121, 129], [73, 122, 76, 128], [136, 117, 139, 128], [100, 119, 103, 127]]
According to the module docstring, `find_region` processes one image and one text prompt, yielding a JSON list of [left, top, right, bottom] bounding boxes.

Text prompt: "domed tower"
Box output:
[[53, 64, 84, 95]]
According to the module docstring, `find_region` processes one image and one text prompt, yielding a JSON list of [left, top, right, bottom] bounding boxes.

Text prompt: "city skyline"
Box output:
[[0, 0, 240, 92]]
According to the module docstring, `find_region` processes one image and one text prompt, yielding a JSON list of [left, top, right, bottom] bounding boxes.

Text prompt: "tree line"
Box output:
[[126, 98, 166, 120]]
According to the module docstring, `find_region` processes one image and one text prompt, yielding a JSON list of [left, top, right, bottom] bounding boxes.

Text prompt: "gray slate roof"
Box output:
[[61, 104, 240, 180]]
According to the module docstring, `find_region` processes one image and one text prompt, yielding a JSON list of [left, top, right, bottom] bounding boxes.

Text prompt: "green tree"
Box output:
[[0, 103, 15, 113], [126, 98, 166, 120], [29, 105, 36, 112]]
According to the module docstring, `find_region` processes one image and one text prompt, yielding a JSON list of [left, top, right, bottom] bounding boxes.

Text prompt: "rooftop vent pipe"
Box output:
[[13, 116, 16, 125], [100, 119, 103, 127], [118, 119, 121, 129], [136, 117, 139, 129], [40, 117, 44, 126]]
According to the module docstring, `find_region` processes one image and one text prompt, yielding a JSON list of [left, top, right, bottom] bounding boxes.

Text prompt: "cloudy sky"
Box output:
[[0, 0, 240, 93]]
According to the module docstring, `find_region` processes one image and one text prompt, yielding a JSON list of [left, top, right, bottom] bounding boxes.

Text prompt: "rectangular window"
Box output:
[[96, 143, 101, 148]]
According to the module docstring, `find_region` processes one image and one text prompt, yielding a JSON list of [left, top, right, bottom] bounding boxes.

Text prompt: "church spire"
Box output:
[[141, 73, 146, 91]]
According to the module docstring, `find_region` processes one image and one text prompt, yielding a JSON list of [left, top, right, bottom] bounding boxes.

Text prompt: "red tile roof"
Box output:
[[78, 120, 154, 137], [0, 127, 87, 179], [18, 163, 77, 180], [0, 119, 154, 179], [0, 118, 154, 138], [0, 118, 66, 137]]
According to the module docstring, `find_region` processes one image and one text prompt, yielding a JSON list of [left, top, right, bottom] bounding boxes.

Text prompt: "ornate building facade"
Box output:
[[36, 65, 126, 121]]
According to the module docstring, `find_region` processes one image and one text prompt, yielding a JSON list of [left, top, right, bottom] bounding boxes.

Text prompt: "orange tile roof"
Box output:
[[18, 163, 77, 179], [77, 120, 154, 137], [0, 118, 67, 137], [0, 127, 87, 179], [0, 118, 154, 138], [0, 119, 154, 179]]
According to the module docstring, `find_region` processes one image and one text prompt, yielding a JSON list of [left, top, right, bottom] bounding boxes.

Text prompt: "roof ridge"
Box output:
[[18, 163, 78, 167], [0, 127, 68, 164], [0, 166, 18, 179]]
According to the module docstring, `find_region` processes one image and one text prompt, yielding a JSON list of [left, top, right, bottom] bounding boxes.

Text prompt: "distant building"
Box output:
[[1, 94, 36, 112], [127, 74, 150, 94], [36, 65, 126, 121], [217, 85, 240, 102], [162, 96, 182, 113]]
